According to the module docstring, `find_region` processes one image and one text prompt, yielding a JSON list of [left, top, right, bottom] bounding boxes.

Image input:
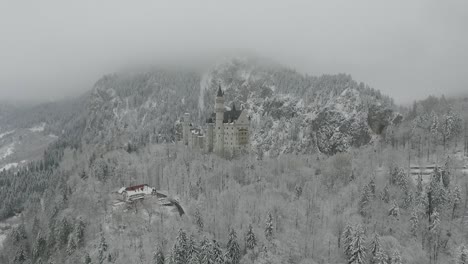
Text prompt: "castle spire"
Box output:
[[217, 84, 223, 97]]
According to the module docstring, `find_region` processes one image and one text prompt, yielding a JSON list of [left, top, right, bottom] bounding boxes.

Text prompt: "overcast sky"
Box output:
[[0, 0, 467, 104]]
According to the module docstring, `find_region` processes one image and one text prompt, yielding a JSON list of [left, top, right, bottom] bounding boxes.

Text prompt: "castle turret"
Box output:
[[215, 85, 225, 156]]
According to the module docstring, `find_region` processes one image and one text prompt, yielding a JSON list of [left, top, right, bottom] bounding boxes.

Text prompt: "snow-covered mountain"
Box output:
[[83, 57, 396, 156]]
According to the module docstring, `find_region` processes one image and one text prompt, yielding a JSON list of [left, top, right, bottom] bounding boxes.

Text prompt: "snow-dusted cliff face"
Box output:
[[84, 57, 395, 156]]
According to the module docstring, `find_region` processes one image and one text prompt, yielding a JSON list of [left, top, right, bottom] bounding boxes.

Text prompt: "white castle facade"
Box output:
[[182, 86, 250, 157]]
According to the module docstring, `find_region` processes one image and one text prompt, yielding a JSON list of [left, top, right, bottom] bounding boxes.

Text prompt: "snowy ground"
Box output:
[[0, 130, 15, 139], [29, 122, 46, 132], [0, 162, 18, 171], [0, 143, 15, 160]]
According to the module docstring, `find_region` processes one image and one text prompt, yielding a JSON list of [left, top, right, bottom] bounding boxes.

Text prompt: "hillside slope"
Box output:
[[84, 57, 395, 156]]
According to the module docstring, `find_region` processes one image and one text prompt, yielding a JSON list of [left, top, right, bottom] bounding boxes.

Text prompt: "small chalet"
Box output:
[[117, 184, 155, 202]]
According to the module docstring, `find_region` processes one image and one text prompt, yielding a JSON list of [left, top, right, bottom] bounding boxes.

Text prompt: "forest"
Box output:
[[0, 70, 468, 264]]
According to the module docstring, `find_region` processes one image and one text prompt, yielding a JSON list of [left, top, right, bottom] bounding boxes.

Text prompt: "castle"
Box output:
[[182, 86, 250, 157]]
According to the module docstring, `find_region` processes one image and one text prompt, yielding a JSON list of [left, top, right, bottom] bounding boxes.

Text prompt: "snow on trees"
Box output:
[[153, 246, 165, 264], [348, 224, 367, 264], [388, 200, 400, 219], [246, 224, 257, 251], [410, 209, 419, 236], [98, 231, 108, 264], [342, 223, 354, 259], [265, 212, 274, 241], [225, 228, 240, 264]]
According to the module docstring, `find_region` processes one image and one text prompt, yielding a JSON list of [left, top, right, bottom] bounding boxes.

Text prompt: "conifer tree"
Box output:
[[388, 200, 400, 219], [212, 240, 224, 264], [200, 237, 214, 264], [98, 231, 108, 264], [295, 185, 303, 199], [429, 210, 440, 235], [265, 212, 274, 241], [381, 185, 390, 203], [368, 232, 381, 260], [172, 229, 188, 264], [441, 156, 451, 188], [246, 224, 257, 250], [368, 177, 376, 197], [187, 234, 198, 261], [74, 218, 86, 248], [170, 242, 180, 264], [349, 224, 366, 264], [342, 224, 354, 258], [153, 246, 165, 264], [195, 209, 204, 232], [390, 249, 402, 264], [225, 228, 240, 264], [67, 235, 77, 255], [417, 175, 423, 195], [456, 244, 468, 264], [374, 249, 387, 264], [33, 232, 47, 260], [452, 185, 462, 220], [359, 185, 371, 217], [410, 209, 419, 236], [84, 253, 92, 264]]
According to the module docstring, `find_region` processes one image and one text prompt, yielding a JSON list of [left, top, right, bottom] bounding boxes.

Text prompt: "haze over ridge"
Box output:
[[0, 0, 467, 104]]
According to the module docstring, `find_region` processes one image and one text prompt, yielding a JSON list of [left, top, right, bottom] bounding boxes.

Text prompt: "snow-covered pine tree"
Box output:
[[442, 156, 451, 188], [368, 232, 381, 260], [187, 235, 198, 261], [74, 218, 86, 248], [246, 224, 257, 251], [402, 190, 414, 209], [67, 234, 77, 255], [225, 228, 240, 264], [200, 237, 214, 264], [374, 249, 388, 264], [212, 240, 224, 264], [381, 185, 390, 203], [172, 229, 188, 264], [56, 217, 72, 250], [430, 210, 440, 236], [410, 208, 419, 236], [390, 249, 402, 264], [342, 223, 354, 258], [359, 185, 371, 217], [84, 253, 92, 264], [388, 200, 400, 219], [368, 177, 376, 197], [455, 244, 468, 264], [153, 246, 165, 264], [265, 212, 274, 241], [170, 242, 180, 264], [349, 224, 366, 264], [417, 175, 423, 195], [452, 185, 462, 220], [295, 185, 303, 199], [98, 231, 108, 264], [194, 208, 204, 232], [33, 232, 47, 260]]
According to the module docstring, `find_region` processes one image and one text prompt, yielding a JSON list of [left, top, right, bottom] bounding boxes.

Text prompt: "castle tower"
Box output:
[[215, 85, 225, 156], [182, 113, 190, 145]]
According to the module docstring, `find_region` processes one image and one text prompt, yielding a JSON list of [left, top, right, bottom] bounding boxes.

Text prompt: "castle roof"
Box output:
[[217, 85, 223, 97], [209, 108, 243, 123]]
